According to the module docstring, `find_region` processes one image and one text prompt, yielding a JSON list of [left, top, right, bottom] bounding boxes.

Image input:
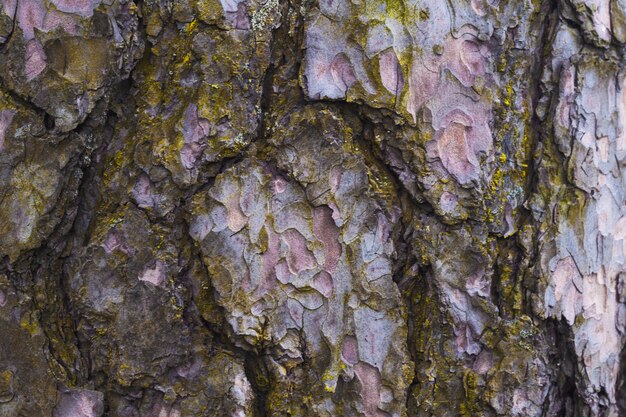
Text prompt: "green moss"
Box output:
[[196, 0, 224, 24], [0, 370, 12, 392], [322, 368, 337, 393], [267, 386, 295, 414], [116, 363, 135, 386], [460, 370, 482, 416], [19, 311, 41, 336]]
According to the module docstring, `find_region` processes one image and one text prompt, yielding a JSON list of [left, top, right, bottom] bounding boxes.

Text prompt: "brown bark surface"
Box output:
[[0, 0, 625, 416]]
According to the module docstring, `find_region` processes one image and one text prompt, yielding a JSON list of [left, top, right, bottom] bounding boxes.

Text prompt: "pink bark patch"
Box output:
[[224, 191, 247, 232], [16, 0, 79, 41], [50, 0, 102, 17], [239, 183, 257, 215], [3, 0, 17, 16], [312, 271, 333, 298], [460, 40, 486, 79], [256, 227, 280, 297], [17, 0, 45, 40], [308, 59, 336, 98], [427, 83, 492, 184], [287, 298, 304, 326], [0, 110, 15, 152], [354, 307, 394, 369], [437, 122, 475, 183], [180, 143, 202, 170], [473, 349, 494, 374], [176, 357, 203, 379], [151, 400, 181, 417], [313, 206, 341, 272], [182, 104, 210, 143], [470, 0, 487, 16], [556, 65, 575, 129], [341, 335, 358, 365], [615, 217, 626, 260], [53, 389, 104, 417], [24, 38, 46, 81], [465, 268, 489, 298], [132, 174, 156, 209], [365, 257, 391, 281], [448, 288, 484, 356], [445, 38, 487, 88], [375, 212, 391, 245], [455, 323, 480, 356], [439, 191, 458, 213], [284, 229, 316, 274], [407, 35, 491, 124], [275, 260, 292, 285], [180, 104, 209, 170], [102, 230, 128, 254], [597, 190, 617, 236], [3, 0, 17, 36], [233, 2, 250, 30], [354, 362, 391, 417], [329, 166, 342, 192], [293, 290, 324, 310], [551, 256, 582, 325], [272, 177, 288, 194], [138, 260, 166, 287], [439, 108, 474, 128], [589, 0, 611, 42], [330, 53, 357, 95], [378, 49, 403, 95], [43, 8, 79, 34], [597, 136, 610, 162], [407, 60, 438, 122], [219, 0, 241, 13]]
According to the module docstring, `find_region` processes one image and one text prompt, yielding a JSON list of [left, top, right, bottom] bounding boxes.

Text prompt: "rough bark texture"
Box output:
[[0, 0, 625, 416]]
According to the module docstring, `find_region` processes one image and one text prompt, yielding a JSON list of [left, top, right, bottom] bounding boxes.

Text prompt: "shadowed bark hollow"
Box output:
[[0, 0, 625, 416]]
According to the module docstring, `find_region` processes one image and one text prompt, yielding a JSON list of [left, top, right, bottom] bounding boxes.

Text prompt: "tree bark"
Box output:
[[0, 0, 625, 416]]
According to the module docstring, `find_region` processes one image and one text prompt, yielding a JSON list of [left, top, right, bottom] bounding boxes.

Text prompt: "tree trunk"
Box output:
[[0, 0, 625, 416]]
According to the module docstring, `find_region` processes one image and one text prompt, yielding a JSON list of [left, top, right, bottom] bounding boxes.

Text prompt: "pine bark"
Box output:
[[0, 0, 625, 416]]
